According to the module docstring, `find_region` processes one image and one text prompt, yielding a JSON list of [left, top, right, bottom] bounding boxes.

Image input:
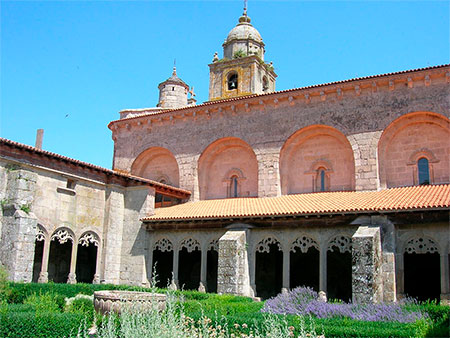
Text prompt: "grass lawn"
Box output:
[[1, 282, 449, 337]]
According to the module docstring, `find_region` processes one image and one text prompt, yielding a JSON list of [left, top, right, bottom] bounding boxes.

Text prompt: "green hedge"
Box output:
[[0, 312, 86, 338], [7, 282, 231, 304]]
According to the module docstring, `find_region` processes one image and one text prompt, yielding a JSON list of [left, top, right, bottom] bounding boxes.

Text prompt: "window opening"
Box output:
[[228, 73, 238, 90], [262, 76, 269, 91], [230, 175, 238, 198], [319, 169, 325, 191], [418, 158, 430, 185]]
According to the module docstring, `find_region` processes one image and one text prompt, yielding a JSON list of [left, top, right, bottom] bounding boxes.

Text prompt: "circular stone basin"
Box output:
[[94, 290, 166, 315]]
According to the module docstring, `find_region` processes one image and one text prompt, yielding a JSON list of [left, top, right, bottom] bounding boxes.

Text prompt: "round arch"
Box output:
[[378, 112, 450, 188], [280, 125, 355, 195], [198, 137, 258, 200], [131, 147, 180, 187]]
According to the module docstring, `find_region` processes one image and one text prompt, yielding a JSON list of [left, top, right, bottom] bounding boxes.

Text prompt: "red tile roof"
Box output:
[[0, 138, 191, 198], [142, 184, 450, 222]]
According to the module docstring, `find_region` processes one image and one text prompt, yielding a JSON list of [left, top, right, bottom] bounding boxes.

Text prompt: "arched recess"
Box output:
[[280, 125, 355, 195], [290, 235, 320, 291], [48, 227, 75, 283], [378, 112, 450, 188], [327, 235, 352, 302], [76, 231, 100, 283], [152, 238, 174, 288], [403, 236, 441, 301], [178, 238, 201, 290], [131, 147, 180, 187], [255, 237, 283, 299], [198, 137, 258, 200], [32, 224, 48, 283]]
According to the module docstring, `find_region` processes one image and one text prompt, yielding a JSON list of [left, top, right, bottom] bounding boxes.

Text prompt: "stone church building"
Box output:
[[1, 9, 449, 303]]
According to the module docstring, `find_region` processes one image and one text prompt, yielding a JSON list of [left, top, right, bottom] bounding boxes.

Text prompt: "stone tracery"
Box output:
[[327, 235, 352, 253], [153, 238, 173, 252], [255, 237, 281, 253], [404, 237, 439, 254], [180, 238, 201, 252], [78, 232, 99, 247], [208, 239, 219, 251], [51, 229, 74, 244], [36, 228, 45, 242], [290, 236, 319, 253]]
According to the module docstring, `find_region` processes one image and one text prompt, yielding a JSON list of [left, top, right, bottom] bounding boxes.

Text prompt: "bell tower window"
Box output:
[[227, 73, 238, 90], [262, 76, 269, 91], [418, 158, 430, 185]]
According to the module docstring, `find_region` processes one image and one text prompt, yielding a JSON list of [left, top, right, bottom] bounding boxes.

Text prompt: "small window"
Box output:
[[230, 175, 238, 198], [66, 179, 76, 190], [262, 76, 269, 91], [172, 87, 175, 91], [227, 73, 238, 90], [315, 167, 328, 192], [418, 158, 430, 185]]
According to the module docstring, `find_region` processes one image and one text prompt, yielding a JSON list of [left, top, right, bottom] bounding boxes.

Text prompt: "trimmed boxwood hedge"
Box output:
[[0, 312, 86, 338]]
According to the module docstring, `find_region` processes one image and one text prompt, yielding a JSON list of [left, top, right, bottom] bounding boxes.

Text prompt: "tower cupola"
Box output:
[[223, 11, 265, 60], [157, 66, 190, 109], [208, 5, 277, 101]]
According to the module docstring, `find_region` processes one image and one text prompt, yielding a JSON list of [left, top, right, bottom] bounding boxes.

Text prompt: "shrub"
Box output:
[[0, 264, 11, 301], [65, 296, 95, 324], [0, 311, 86, 338], [24, 292, 64, 313], [262, 286, 426, 323]]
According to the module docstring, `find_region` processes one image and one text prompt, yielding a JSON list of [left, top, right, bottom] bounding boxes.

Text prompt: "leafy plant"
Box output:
[[233, 50, 247, 58], [20, 203, 31, 214], [24, 292, 64, 313]]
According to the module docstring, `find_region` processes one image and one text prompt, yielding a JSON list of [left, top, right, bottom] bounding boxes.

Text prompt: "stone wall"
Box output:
[[0, 158, 155, 285], [111, 68, 450, 199]]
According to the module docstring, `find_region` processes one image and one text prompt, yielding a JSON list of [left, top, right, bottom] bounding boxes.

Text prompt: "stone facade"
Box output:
[[1, 10, 449, 304]]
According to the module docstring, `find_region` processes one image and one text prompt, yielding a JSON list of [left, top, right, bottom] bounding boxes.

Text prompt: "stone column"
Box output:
[[177, 154, 200, 201], [395, 252, 405, 298], [199, 249, 207, 292], [282, 248, 290, 293], [0, 169, 38, 282], [172, 248, 179, 289], [217, 230, 253, 297], [249, 248, 256, 296], [38, 238, 51, 283], [440, 254, 449, 302], [347, 131, 382, 191], [67, 241, 78, 284], [255, 148, 281, 198], [352, 226, 383, 303], [319, 245, 327, 293], [93, 243, 102, 284], [102, 186, 125, 284]]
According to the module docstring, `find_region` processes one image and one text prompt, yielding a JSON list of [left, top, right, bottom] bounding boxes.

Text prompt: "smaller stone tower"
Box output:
[[157, 66, 190, 109], [208, 7, 277, 101]]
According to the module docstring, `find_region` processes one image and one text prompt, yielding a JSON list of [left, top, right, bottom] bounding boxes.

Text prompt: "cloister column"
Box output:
[[67, 242, 78, 284], [319, 244, 327, 293], [171, 247, 179, 289], [38, 238, 50, 283], [440, 253, 449, 302], [199, 249, 207, 292], [93, 242, 102, 284], [395, 252, 405, 298], [282, 248, 290, 293]]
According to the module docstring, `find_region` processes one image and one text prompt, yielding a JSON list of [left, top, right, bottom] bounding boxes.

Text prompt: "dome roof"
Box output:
[[158, 66, 188, 89], [225, 15, 263, 44]]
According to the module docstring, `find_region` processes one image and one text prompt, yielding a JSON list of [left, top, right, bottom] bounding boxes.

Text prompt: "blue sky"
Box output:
[[1, 0, 448, 169]]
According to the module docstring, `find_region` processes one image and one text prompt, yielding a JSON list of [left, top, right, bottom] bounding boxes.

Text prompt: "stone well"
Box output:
[[93, 290, 166, 315]]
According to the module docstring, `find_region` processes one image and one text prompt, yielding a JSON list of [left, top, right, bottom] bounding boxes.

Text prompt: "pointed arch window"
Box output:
[[227, 73, 238, 90], [417, 158, 430, 185]]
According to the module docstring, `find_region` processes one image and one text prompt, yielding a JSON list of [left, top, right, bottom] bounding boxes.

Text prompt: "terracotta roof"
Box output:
[[0, 138, 191, 198], [142, 184, 450, 222], [110, 63, 450, 126]]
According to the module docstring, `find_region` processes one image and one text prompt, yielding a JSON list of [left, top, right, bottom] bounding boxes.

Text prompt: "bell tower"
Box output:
[[208, 4, 277, 101]]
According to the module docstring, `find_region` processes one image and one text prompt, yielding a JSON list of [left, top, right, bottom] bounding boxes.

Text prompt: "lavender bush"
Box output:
[[261, 287, 426, 323]]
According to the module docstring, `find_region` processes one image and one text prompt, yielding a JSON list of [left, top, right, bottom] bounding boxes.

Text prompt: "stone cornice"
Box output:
[[108, 64, 450, 135]]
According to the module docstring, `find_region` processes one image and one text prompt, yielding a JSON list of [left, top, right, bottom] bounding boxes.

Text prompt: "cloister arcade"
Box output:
[[32, 225, 101, 284]]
